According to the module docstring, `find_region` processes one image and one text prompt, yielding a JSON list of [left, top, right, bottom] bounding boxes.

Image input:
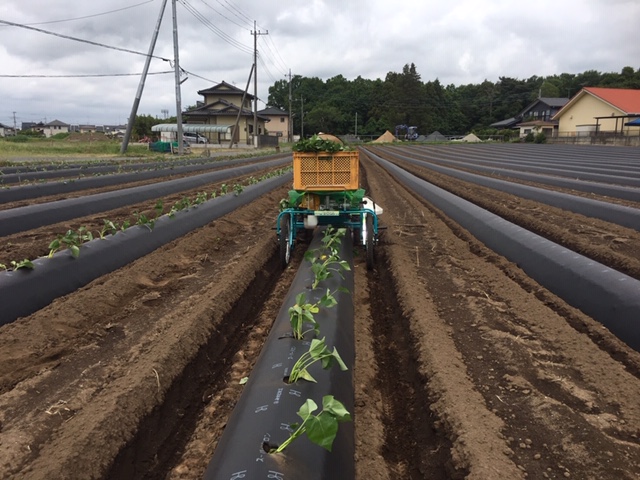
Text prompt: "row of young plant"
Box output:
[[0, 151, 285, 187], [268, 227, 352, 454], [0, 160, 238, 189], [0, 168, 290, 272]]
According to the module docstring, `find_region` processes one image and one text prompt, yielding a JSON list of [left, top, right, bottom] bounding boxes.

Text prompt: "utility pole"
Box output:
[[120, 0, 168, 154], [288, 69, 293, 143], [229, 64, 255, 149], [251, 21, 268, 147], [355, 112, 358, 136], [300, 96, 304, 139], [172, 0, 184, 155], [13, 111, 17, 133]]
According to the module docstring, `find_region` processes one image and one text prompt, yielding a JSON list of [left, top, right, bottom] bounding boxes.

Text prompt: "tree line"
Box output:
[[266, 64, 640, 138]]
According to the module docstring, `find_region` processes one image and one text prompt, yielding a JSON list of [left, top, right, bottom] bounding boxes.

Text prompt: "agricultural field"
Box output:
[[1, 143, 639, 479]]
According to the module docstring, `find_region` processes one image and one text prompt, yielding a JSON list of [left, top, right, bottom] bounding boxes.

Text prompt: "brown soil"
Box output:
[[1, 145, 640, 479]]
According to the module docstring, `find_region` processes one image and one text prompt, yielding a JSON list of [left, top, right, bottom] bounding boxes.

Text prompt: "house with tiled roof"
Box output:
[[182, 81, 269, 145], [552, 87, 640, 136]]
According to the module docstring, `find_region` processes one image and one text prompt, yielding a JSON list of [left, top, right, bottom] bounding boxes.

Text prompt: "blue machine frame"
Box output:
[[276, 206, 379, 270]]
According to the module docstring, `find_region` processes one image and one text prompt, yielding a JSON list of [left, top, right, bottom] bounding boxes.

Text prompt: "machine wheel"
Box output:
[[365, 214, 374, 270], [279, 213, 292, 269]]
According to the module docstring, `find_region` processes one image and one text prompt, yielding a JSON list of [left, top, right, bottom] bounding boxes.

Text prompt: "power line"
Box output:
[[259, 36, 288, 76], [257, 53, 278, 85], [195, 0, 251, 30], [180, 68, 220, 84], [1, 1, 156, 27], [178, 0, 253, 55], [0, 19, 171, 62], [0, 71, 173, 78], [216, 0, 254, 28]]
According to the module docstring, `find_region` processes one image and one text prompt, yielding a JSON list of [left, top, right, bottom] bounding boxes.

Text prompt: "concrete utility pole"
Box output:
[[251, 21, 268, 147], [300, 96, 304, 139], [172, 0, 184, 155], [120, 0, 168, 154], [229, 64, 255, 149], [288, 69, 293, 142]]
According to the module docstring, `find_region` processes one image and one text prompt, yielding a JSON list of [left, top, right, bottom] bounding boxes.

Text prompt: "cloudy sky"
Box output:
[[1, 0, 638, 128]]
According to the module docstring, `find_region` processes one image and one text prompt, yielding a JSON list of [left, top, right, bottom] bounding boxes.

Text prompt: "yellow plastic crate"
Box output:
[[293, 151, 359, 191]]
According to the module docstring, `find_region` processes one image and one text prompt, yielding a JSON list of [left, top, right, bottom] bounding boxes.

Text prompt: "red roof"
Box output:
[[583, 87, 640, 113]]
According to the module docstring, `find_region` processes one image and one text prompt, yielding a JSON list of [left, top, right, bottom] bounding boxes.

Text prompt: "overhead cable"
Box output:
[[0, 71, 174, 78], [0, 19, 171, 62], [4, 1, 156, 26]]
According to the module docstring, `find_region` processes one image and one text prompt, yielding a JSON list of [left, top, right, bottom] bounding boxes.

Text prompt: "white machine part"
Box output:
[[362, 196, 383, 215]]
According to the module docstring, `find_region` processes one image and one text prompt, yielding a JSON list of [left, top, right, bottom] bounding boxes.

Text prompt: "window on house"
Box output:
[[280, 117, 285, 123]]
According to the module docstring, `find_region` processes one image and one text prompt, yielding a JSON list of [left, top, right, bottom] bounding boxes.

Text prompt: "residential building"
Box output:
[[552, 87, 640, 136], [182, 81, 269, 145], [42, 120, 70, 138], [491, 97, 569, 137], [257, 106, 290, 143], [20, 122, 45, 134], [0, 123, 16, 137]]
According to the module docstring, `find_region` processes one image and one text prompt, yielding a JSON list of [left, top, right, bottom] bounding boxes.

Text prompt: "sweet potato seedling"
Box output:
[[0, 259, 34, 271], [98, 219, 119, 239], [269, 395, 351, 453], [48, 227, 93, 258], [305, 228, 351, 289], [288, 337, 347, 383], [288, 289, 338, 340]]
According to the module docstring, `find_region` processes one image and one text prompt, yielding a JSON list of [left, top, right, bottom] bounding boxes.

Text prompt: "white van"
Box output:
[[183, 132, 207, 144]]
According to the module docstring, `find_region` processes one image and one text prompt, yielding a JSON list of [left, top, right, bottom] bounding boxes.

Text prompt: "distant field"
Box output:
[[0, 135, 156, 161]]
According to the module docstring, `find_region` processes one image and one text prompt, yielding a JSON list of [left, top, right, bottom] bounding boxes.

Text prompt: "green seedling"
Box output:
[[288, 289, 338, 340], [305, 250, 351, 290], [321, 227, 347, 252], [270, 395, 351, 453], [220, 183, 228, 195], [0, 259, 34, 271], [233, 183, 243, 196], [195, 191, 208, 205], [169, 196, 191, 217], [48, 227, 93, 258], [133, 211, 155, 230], [304, 229, 351, 289], [98, 219, 118, 239], [154, 199, 164, 216], [288, 337, 347, 383]]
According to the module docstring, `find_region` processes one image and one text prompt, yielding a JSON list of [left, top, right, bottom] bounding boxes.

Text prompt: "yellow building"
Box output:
[[553, 87, 640, 137]]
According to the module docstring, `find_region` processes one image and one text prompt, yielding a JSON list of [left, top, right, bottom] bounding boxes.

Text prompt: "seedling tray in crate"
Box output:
[[293, 151, 359, 191]]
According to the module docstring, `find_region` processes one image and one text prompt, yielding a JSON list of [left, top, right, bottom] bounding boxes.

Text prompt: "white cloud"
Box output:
[[0, 0, 638, 126]]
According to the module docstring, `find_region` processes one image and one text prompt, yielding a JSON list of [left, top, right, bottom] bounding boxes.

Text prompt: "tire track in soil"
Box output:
[[366, 252, 456, 479], [356, 162, 458, 479]]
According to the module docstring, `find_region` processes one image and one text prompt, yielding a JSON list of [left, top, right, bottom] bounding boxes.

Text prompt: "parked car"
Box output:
[[183, 132, 207, 144]]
